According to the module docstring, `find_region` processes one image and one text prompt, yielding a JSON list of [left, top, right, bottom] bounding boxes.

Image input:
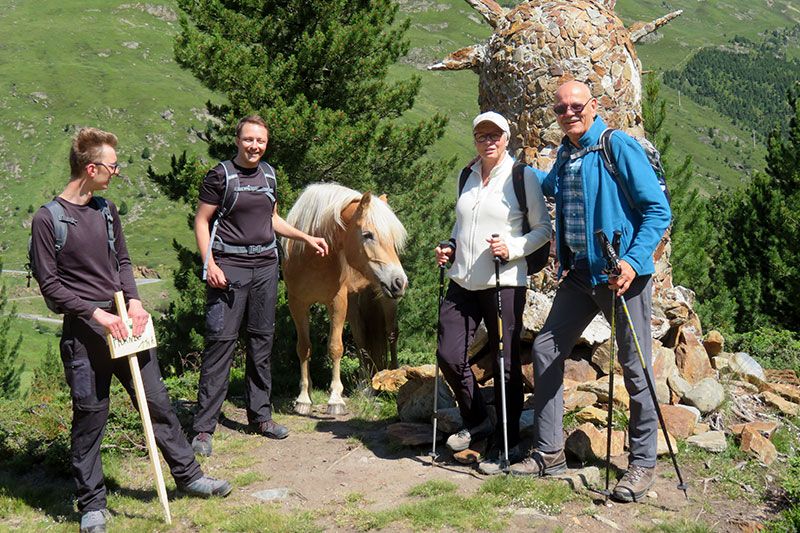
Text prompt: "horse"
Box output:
[[282, 183, 408, 415]]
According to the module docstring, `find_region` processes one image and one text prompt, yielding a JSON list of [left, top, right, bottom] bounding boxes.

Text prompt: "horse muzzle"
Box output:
[[380, 274, 407, 299]]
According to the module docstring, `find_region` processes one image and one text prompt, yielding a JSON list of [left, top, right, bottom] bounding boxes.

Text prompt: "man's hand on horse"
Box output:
[[307, 235, 329, 256], [608, 259, 636, 295], [127, 299, 150, 337]]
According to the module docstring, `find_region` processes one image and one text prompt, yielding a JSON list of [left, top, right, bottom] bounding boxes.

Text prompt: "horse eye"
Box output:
[[362, 231, 374, 241]]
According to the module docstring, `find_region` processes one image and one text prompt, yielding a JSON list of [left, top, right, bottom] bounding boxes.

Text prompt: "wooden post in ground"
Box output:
[[106, 291, 171, 525]]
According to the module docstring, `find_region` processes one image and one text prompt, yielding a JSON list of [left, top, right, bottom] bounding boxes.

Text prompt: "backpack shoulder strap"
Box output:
[[218, 160, 240, 218], [91, 196, 120, 271], [43, 200, 73, 252], [598, 128, 636, 210], [457, 167, 471, 197], [511, 163, 530, 234], [258, 161, 277, 204]]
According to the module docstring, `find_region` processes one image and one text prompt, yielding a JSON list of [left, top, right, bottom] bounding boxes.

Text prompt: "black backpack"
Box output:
[[458, 162, 551, 274], [202, 160, 278, 280], [27, 197, 119, 313]]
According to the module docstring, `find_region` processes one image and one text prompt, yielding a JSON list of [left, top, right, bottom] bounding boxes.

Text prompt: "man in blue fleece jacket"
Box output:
[[510, 81, 671, 503]]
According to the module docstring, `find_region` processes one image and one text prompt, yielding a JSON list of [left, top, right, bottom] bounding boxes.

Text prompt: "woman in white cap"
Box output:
[[434, 111, 551, 474]]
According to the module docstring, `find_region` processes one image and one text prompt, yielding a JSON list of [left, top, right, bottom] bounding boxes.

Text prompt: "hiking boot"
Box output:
[[477, 444, 524, 475], [612, 464, 655, 503], [445, 418, 493, 452], [178, 475, 233, 498], [80, 509, 110, 533], [509, 448, 567, 477], [251, 419, 289, 439], [191, 432, 213, 457]]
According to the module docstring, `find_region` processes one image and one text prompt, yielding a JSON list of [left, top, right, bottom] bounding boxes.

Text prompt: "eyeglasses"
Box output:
[[553, 97, 594, 116], [474, 132, 505, 143], [92, 162, 121, 173]]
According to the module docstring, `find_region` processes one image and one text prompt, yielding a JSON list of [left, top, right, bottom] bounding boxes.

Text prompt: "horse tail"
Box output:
[[347, 288, 398, 372]]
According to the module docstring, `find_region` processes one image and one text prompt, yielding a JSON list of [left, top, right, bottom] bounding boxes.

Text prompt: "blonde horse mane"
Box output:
[[284, 182, 407, 255]]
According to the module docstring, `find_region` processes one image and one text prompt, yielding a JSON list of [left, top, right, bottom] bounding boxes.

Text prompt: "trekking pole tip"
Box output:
[[677, 482, 689, 499]]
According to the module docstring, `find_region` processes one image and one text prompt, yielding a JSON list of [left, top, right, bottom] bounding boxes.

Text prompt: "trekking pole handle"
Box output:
[[594, 230, 621, 276], [490, 233, 506, 265]]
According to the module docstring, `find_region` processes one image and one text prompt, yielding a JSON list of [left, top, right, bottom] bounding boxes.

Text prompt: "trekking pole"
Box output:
[[594, 230, 689, 500], [430, 241, 450, 464], [601, 232, 620, 501], [491, 234, 510, 473]]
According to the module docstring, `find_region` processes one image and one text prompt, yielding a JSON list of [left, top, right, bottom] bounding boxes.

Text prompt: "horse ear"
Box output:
[[378, 193, 388, 203], [359, 191, 372, 208]]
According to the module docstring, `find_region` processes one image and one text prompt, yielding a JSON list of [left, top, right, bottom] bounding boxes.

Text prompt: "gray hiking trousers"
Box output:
[[532, 262, 657, 467]]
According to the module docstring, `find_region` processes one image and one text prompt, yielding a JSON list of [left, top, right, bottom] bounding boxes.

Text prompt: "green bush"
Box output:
[[729, 327, 800, 374]]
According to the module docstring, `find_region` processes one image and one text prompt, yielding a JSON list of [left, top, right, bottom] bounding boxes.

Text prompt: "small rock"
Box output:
[[683, 378, 725, 414], [762, 391, 800, 417], [579, 314, 611, 346], [729, 421, 780, 440], [565, 358, 599, 383], [555, 466, 600, 490], [578, 376, 630, 409], [564, 389, 598, 411], [703, 330, 725, 356], [591, 339, 622, 375], [372, 367, 408, 392], [766, 382, 800, 404], [576, 406, 609, 426], [667, 374, 692, 399], [647, 490, 658, 499], [674, 328, 715, 384], [565, 423, 624, 461], [656, 430, 678, 457], [740, 426, 777, 465], [686, 431, 727, 453], [674, 404, 701, 422], [453, 439, 487, 464], [765, 369, 800, 386], [693, 423, 710, 435], [252, 488, 289, 501], [593, 514, 620, 530]]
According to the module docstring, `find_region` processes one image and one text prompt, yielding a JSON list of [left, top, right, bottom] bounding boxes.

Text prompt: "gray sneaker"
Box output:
[[477, 444, 524, 475], [178, 475, 233, 498], [445, 418, 493, 452], [191, 432, 213, 457], [612, 464, 655, 503], [508, 448, 568, 477], [80, 509, 110, 533]]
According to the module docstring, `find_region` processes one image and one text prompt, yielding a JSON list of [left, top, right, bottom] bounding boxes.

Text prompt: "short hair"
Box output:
[[69, 127, 118, 178], [235, 115, 269, 138]]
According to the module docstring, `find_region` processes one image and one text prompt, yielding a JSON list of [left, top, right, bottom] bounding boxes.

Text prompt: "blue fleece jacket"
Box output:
[[536, 115, 671, 287]]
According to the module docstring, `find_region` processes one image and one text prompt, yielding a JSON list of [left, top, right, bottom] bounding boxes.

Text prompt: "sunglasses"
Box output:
[[553, 97, 594, 116]]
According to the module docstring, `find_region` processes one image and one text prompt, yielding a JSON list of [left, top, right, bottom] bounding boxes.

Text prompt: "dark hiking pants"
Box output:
[[61, 315, 202, 513], [193, 262, 278, 434], [436, 281, 526, 448]]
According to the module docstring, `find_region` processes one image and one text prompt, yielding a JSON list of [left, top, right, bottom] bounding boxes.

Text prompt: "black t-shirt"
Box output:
[[198, 160, 278, 268], [30, 196, 138, 319]]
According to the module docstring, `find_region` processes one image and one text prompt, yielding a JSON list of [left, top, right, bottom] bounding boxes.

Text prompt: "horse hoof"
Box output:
[[294, 402, 312, 415], [327, 403, 347, 416]]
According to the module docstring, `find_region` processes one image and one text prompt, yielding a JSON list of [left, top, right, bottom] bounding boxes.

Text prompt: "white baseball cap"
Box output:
[[472, 111, 510, 137]]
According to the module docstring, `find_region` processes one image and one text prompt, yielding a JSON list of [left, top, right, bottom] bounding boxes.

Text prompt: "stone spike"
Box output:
[[428, 44, 485, 71], [628, 10, 683, 43], [464, 0, 507, 29]]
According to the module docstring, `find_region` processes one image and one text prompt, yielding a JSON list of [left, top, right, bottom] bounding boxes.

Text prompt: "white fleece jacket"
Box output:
[[448, 152, 551, 290]]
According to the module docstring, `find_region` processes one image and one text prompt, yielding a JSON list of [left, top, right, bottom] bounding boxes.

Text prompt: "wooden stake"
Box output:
[[108, 292, 171, 525]]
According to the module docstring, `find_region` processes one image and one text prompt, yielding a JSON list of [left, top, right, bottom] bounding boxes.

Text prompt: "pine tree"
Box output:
[[0, 265, 24, 399], [149, 0, 453, 374]]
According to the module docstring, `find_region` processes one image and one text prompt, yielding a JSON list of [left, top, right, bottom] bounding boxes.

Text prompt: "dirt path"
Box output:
[[202, 402, 774, 532]]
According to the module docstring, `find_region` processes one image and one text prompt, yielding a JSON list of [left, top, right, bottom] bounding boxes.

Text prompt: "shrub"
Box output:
[[729, 327, 800, 374]]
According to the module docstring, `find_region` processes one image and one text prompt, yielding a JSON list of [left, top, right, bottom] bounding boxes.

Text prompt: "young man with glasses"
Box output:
[[434, 112, 551, 475], [30, 128, 232, 533], [510, 81, 671, 503]]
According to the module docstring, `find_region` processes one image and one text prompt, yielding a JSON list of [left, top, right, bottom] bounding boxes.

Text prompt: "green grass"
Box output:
[[639, 519, 715, 533], [479, 475, 576, 515]]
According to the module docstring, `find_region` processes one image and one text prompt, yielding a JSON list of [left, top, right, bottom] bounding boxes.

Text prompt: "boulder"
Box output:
[[729, 421, 780, 440], [659, 404, 697, 439], [371, 367, 409, 393], [653, 341, 678, 404], [564, 390, 598, 412], [762, 391, 800, 417], [565, 422, 625, 461], [765, 369, 800, 386], [521, 290, 553, 339], [674, 404, 701, 422], [555, 466, 601, 491], [397, 372, 455, 423], [693, 423, 710, 435], [579, 314, 611, 346], [434, 407, 463, 434], [728, 352, 766, 384], [667, 374, 692, 400], [740, 426, 777, 465], [683, 377, 725, 414], [520, 409, 535, 435], [576, 406, 609, 426], [564, 358, 598, 383], [702, 330, 725, 356], [674, 327, 715, 384], [686, 431, 727, 453], [578, 376, 630, 409], [711, 355, 730, 372]]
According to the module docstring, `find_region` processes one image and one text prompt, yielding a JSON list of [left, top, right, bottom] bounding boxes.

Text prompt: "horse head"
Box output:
[[342, 192, 408, 299]]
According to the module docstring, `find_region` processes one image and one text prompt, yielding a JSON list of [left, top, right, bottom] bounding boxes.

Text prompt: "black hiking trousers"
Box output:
[[60, 314, 202, 513]]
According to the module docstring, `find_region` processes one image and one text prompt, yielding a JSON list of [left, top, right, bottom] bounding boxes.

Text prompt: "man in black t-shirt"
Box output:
[[30, 128, 231, 533], [191, 115, 328, 457]]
